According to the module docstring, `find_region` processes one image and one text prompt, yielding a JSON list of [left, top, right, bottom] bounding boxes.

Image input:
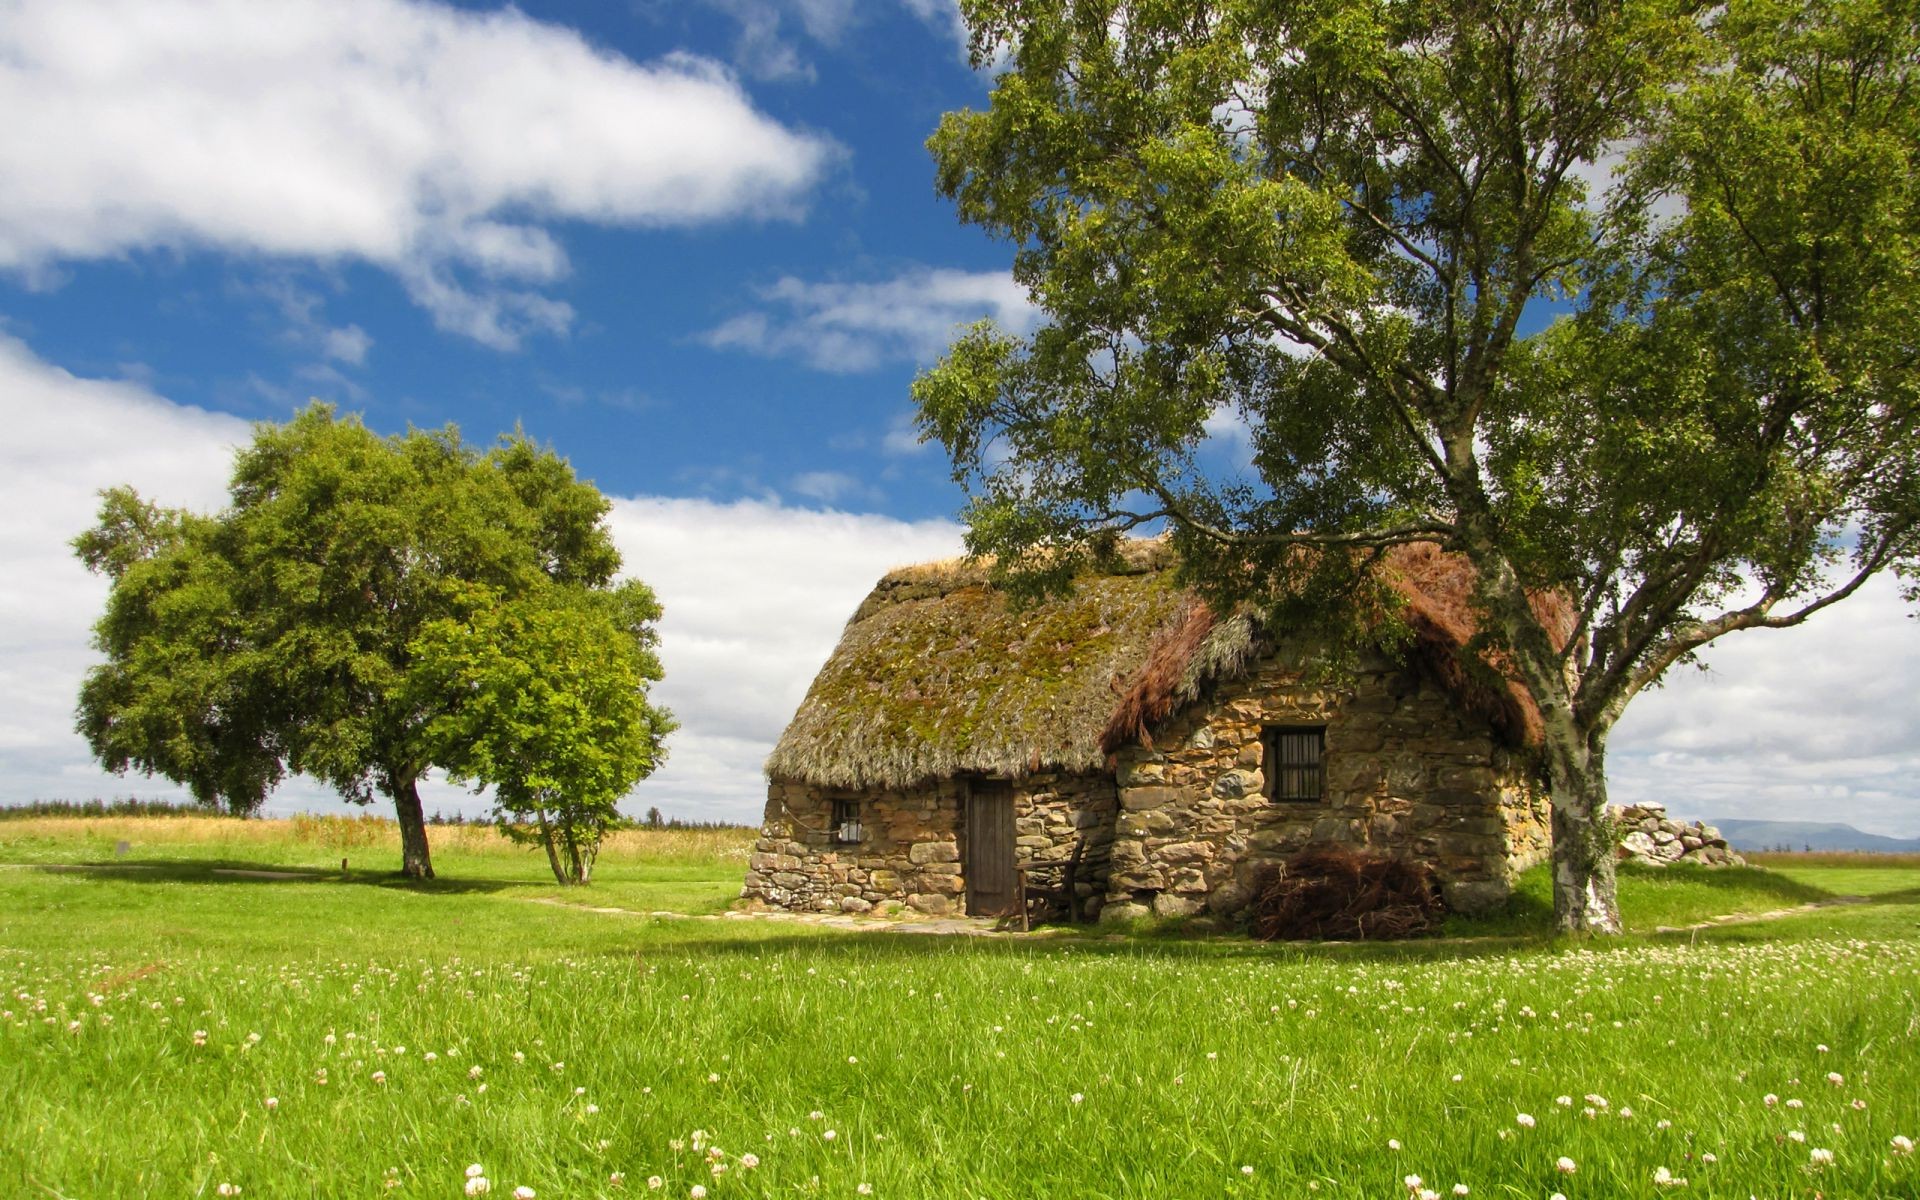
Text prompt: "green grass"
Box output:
[[3, 819, 1918, 1198]]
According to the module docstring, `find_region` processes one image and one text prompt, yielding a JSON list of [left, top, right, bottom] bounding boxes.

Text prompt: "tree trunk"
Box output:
[[576, 834, 597, 886], [536, 806, 568, 885], [392, 775, 435, 880], [1546, 744, 1621, 935]]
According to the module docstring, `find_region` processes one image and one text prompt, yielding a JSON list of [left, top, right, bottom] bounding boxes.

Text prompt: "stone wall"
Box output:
[[1611, 802, 1747, 867], [742, 777, 964, 915], [1102, 650, 1549, 921], [1006, 771, 1119, 916], [741, 772, 1116, 917]]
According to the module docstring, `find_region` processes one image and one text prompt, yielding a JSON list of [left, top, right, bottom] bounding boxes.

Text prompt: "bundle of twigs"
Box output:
[[1246, 845, 1445, 941]]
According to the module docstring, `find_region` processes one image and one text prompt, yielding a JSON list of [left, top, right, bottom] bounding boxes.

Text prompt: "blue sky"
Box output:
[[2, 0, 1917, 835]]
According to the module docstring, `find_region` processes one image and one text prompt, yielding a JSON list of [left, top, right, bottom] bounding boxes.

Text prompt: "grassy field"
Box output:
[[2, 819, 1916, 1198]]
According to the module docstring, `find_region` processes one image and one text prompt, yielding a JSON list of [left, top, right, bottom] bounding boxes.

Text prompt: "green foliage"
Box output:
[[74, 403, 657, 877], [411, 583, 675, 885], [915, 0, 1920, 931]]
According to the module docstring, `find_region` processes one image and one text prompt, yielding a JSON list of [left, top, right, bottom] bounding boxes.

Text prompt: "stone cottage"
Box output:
[[742, 539, 1557, 922]]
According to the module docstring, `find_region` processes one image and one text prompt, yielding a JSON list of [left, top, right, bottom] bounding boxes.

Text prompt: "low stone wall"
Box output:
[[1611, 802, 1746, 867], [1102, 650, 1549, 921]]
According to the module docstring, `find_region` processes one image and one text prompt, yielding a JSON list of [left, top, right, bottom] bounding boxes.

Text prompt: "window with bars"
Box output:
[[830, 796, 864, 844], [1263, 726, 1326, 802]]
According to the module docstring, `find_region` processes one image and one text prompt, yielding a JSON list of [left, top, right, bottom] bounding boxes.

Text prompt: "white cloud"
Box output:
[[605, 496, 960, 818], [243, 275, 376, 366], [0, 0, 838, 349], [322, 325, 374, 366], [700, 267, 1038, 371], [789, 470, 871, 504], [881, 412, 931, 456], [1201, 403, 1257, 469], [5, 333, 1918, 835]]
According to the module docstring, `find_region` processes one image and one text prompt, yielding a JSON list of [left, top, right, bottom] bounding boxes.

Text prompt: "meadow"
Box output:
[[2, 817, 1916, 1198]]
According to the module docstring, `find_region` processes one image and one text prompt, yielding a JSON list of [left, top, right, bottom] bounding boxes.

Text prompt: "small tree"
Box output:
[[411, 583, 675, 885], [913, 0, 1920, 932], [75, 403, 629, 878]]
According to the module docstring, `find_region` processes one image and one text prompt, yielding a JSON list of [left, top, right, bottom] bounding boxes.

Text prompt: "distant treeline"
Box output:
[[7, 798, 754, 832], [426, 805, 753, 832], [2, 798, 225, 820]]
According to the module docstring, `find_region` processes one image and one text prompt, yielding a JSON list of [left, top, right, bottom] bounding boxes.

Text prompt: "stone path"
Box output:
[[1651, 895, 1870, 935]]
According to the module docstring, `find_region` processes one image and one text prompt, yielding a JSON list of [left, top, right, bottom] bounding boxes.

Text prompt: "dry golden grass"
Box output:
[[1748, 850, 1920, 868], [1, 815, 294, 846], [0, 814, 755, 864]]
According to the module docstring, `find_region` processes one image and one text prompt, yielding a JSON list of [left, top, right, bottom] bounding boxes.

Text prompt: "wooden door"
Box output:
[[965, 780, 1016, 916]]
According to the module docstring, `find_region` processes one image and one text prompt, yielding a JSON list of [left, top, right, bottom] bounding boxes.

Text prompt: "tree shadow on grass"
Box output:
[[27, 858, 517, 895]]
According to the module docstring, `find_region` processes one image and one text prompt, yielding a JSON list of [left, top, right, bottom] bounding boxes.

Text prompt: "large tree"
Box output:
[[913, 0, 1920, 932], [75, 403, 644, 879]]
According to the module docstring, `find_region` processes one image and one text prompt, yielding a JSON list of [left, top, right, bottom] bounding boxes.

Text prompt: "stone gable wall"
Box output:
[[1102, 652, 1548, 921], [742, 773, 1117, 917]]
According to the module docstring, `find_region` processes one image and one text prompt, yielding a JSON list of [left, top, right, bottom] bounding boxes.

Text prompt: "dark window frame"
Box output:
[[829, 796, 863, 844], [1263, 725, 1327, 803]]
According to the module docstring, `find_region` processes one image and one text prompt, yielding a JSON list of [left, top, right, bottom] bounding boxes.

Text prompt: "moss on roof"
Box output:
[[765, 547, 1186, 789]]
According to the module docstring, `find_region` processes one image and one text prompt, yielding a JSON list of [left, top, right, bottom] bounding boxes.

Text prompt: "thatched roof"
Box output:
[[1095, 543, 1574, 754], [766, 540, 1570, 790]]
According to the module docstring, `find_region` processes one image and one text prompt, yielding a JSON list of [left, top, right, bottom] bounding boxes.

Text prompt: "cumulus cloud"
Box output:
[[4, 334, 1916, 833], [0, 0, 838, 349], [700, 267, 1038, 371], [604, 496, 960, 818]]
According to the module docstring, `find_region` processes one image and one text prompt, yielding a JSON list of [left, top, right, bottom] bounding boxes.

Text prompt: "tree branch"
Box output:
[[1619, 531, 1910, 703]]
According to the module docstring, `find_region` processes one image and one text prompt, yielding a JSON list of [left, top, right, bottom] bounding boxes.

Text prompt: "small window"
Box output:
[[1264, 726, 1326, 802], [830, 797, 864, 844]]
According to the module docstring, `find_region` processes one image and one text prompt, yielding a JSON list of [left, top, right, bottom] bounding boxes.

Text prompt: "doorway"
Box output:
[[964, 779, 1016, 917]]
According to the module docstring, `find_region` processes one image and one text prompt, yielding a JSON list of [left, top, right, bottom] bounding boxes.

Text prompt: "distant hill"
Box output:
[[1712, 819, 1920, 854]]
